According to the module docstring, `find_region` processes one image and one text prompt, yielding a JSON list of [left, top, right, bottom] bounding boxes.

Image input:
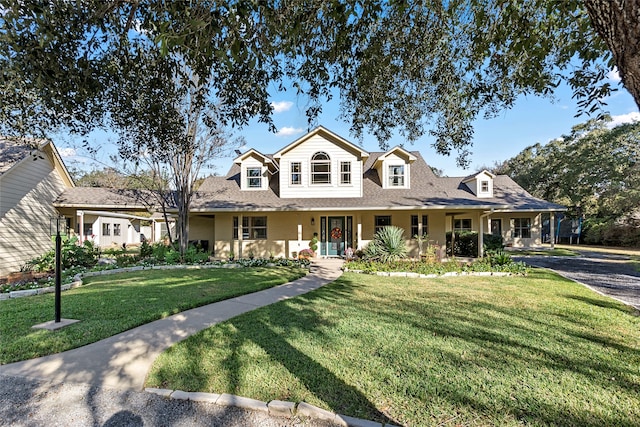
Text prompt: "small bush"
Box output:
[[363, 226, 408, 262], [24, 236, 98, 272]]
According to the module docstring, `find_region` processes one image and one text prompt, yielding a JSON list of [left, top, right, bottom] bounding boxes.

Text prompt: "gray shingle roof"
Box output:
[[54, 187, 151, 210], [0, 138, 42, 176], [191, 151, 564, 212]]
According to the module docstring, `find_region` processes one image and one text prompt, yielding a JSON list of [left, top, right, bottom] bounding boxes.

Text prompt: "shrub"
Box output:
[[446, 231, 478, 257], [483, 233, 504, 252], [363, 225, 408, 263], [24, 236, 98, 272]]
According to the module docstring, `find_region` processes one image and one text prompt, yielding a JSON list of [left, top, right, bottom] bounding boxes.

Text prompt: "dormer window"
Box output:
[[311, 152, 331, 184], [388, 165, 405, 187], [246, 167, 262, 188], [481, 180, 489, 193]]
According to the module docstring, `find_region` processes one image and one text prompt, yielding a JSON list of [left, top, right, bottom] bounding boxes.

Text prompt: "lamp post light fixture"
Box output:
[[50, 216, 68, 323]]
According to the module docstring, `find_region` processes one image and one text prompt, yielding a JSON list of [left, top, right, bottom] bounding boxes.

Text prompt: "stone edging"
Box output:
[[0, 263, 276, 301], [145, 388, 397, 427], [343, 268, 512, 278]]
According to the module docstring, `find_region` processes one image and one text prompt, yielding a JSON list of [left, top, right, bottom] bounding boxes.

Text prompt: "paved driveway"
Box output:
[[514, 251, 640, 310]]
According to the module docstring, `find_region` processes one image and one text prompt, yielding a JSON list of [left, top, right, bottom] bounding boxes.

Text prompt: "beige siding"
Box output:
[[0, 155, 67, 276], [491, 213, 542, 247], [189, 216, 215, 253], [279, 134, 363, 198]]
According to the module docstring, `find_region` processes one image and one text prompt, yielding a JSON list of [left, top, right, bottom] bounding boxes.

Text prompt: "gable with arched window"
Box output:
[[310, 152, 331, 184]]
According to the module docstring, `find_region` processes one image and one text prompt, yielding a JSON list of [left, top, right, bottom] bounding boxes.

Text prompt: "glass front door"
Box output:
[[327, 216, 345, 256]]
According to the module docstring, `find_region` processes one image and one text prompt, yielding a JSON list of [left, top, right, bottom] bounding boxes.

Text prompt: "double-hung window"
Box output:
[[388, 165, 405, 187], [513, 218, 531, 238], [340, 161, 351, 184], [233, 216, 268, 240], [454, 219, 472, 231], [374, 215, 392, 234], [290, 162, 301, 185], [102, 223, 111, 236], [411, 215, 429, 237], [246, 167, 262, 188], [311, 152, 331, 184], [113, 224, 121, 236]]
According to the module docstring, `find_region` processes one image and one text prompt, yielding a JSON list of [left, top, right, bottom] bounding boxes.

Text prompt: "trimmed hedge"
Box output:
[[445, 232, 504, 257]]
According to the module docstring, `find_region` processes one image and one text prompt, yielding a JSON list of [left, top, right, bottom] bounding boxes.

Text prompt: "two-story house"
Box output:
[[183, 126, 564, 258]]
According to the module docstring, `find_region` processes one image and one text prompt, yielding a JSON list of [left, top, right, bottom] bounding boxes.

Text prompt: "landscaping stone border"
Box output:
[[145, 388, 397, 427], [0, 262, 284, 301], [343, 268, 512, 278]]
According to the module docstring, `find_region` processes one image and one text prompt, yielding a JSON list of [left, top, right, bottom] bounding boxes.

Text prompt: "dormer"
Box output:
[[463, 170, 495, 198], [374, 146, 417, 189], [234, 149, 277, 191], [273, 126, 369, 198]]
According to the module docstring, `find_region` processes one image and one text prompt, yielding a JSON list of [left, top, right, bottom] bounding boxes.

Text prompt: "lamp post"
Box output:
[[50, 216, 68, 323]]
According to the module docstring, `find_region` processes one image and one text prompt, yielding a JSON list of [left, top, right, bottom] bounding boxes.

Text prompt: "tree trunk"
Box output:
[[584, 1, 640, 109]]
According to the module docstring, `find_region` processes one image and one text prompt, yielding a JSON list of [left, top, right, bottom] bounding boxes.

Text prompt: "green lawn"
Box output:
[[146, 270, 640, 426], [0, 266, 306, 365], [508, 247, 579, 257]]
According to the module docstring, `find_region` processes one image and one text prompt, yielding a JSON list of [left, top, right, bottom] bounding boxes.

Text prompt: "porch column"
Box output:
[[357, 221, 362, 250], [550, 212, 555, 249], [238, 214, 243, 258], [479, 216, 484, 258], [78, 211, 84, 243]]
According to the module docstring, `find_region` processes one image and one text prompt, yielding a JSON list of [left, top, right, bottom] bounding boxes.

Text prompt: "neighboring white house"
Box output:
[[0, 139, 74, 276], [0, 139, 158, 276]]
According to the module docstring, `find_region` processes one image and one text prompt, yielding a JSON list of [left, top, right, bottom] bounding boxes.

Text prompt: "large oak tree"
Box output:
[[1, 1, 637, 167]]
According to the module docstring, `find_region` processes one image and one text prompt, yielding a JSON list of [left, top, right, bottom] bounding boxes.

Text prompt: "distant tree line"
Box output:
[[494, 116, 640, 246]]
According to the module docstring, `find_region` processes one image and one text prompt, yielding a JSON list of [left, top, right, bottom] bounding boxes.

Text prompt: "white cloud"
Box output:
[[607, 67, 621, 83], [58, 147, 77, 157], [271, 101, 293, 113], [276, 126, 304, 137], [607, 112, 640, 128]]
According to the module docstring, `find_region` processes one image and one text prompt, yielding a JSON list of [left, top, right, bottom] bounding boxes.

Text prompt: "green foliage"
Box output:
[[309, 235, 319, 253], [484, 250, 513, 266], [483, 234, 504, 252], [583, 219, 640, 247], [446, 231, 478, 257], [495, 117, 640, 221], [0, 1, 622, 167], [363, 226, 408, 263], [24, 237, 98, 272], [140, 240, 153, 258]]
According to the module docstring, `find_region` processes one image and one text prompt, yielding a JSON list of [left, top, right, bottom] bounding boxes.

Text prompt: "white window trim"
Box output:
[[310, 152, 331, 185], [387, 164, 406, 188], [290, 161, 302, 186], [339, 161, 352, 186], [246, 167, 262, 189]]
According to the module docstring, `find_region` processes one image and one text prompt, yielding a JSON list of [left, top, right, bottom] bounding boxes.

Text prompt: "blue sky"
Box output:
[[58, 68, 639, 178]]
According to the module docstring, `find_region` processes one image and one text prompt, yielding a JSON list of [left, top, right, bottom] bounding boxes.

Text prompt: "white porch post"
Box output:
[[479, 217, 484, 258], [550, 212, 555, 249], [238, 214, 244, 258], [78, 211, 84, 243], [357, 221, 362, 250]]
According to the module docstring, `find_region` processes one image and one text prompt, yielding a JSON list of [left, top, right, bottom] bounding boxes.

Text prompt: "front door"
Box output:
[[327, 216, 345, 256], [491, 219, 502, 236]]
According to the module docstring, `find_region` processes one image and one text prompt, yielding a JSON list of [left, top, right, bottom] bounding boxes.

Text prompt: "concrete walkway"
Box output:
[[0, 259, 344, 391]]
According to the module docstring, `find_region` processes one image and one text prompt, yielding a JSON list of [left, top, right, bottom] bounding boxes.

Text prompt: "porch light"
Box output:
[[311, 217, 315, 225]]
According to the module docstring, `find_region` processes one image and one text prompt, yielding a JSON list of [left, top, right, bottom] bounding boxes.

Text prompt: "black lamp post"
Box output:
[[50, 216, 68, 323]]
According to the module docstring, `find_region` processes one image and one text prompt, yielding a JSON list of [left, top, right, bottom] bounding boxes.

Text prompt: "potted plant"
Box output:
[[228, 250, 235, 262], [309, 233, 319, 257]]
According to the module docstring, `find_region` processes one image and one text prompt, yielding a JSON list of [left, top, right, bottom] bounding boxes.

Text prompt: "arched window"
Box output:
[[311, 152, 331, 184]]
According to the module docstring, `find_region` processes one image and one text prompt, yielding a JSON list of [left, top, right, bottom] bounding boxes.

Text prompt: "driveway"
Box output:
[[513, 251, 640, 310]]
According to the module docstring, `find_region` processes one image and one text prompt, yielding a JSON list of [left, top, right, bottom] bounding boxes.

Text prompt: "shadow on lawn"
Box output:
[[226, 279, 396, 424], [369, 292, 640, 426]]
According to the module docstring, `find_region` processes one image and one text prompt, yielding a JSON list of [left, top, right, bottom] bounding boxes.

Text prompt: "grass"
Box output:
[[146, 270, 640, 426], [0, 266, 306, 365], [556, 244, 640, 258], [507, 247, 579, 257]]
